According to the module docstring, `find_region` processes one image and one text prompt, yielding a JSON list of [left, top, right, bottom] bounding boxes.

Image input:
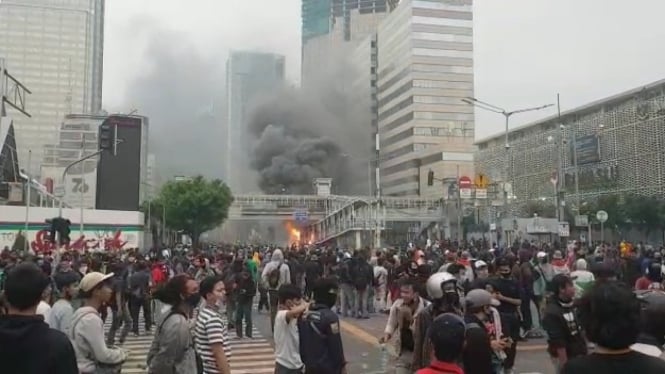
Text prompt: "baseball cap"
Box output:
[[79, 272, 114, 292], [466, 289, 500, 308], [536, 251, 547, 258], [474, 260, 488, 269]]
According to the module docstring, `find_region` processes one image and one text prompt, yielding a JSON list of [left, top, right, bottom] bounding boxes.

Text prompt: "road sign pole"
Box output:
[[600, 221, 604, 243]]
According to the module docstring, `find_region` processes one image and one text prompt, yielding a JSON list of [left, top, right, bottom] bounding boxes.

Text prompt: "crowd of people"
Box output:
[[0, 239, 664, 373]]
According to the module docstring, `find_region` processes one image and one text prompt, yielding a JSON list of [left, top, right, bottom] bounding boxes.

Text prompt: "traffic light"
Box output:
[[427, 170, 434, 186], [99, 119, 116, 154], [49, 217, 71, 246]]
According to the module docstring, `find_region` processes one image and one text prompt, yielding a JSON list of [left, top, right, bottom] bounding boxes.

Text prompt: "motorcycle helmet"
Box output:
[[426, 271, 457, 300]]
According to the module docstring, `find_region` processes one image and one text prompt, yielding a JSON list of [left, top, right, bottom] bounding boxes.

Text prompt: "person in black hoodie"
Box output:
[[235, 267, 256, 338], [0, 262, 78, 373]]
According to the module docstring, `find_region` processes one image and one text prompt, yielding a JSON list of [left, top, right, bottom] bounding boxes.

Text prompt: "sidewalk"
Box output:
[[339, 312, 548, 354]]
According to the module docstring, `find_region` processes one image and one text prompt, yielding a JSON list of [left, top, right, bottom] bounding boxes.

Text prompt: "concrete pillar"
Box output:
[[355, 231, 362, 250]]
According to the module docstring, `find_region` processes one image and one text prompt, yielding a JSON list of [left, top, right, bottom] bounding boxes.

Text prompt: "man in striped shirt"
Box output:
[[195, 275, 232, 374]]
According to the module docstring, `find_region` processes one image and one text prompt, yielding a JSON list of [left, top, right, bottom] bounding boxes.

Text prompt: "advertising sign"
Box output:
[[572, 135, 601, 165]]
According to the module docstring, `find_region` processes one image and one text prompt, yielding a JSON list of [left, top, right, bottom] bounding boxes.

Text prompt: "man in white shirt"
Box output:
[[36, 284, 52, 324], [374, 258, 389, 313], [274, 284, 308, 374]]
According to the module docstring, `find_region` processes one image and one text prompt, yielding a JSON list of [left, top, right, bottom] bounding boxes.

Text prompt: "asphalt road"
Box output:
[[251, 308, 555, 374]]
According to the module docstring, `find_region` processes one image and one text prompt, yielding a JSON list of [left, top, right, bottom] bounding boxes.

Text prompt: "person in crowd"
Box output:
[[570, 259, 595, 299], [631, 290, 665, 359], [47, 270, 79, 333], [374, 257, 389, 313], [304, 253, 323, 300], [380, 278, 430, 374], [533, 252, 553, 320], [351, 249, 374, 319], [128, 260, 152, 335], [463, 288, 507, 374], [561, 281, 665, 373], [147, 274, 200, 374], [234, 267, 256, 339], [337, 252, 354, 317], [635, 262, 663, 291], [415, 314, 466, 374], [299, 278, 348, 374], [412, 272, 462, 371], [262, 248, 291, 332], [0, 262, 79, 373], [71, 271, 129, 373], [542, 274, 587, 373], [467, 260, 490, 291], [274, 284, 309, 374], [490, 257, 522, 374], [551, 251, 570, 275], [36, 283, 52, 322], [107, 263, 132, 346], [194, 275, 232, 374]]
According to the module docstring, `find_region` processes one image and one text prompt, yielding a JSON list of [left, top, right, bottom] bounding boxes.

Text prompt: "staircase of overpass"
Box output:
[[230, 194, 448, 243]]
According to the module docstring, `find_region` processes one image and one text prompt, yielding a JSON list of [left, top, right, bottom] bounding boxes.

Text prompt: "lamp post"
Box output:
[[462, 97, 554, 211]]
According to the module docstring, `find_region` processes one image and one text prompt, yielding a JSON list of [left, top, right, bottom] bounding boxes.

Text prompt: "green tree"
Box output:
[[586, 194, 629, 235], [624, 195, 665, 239], [156, 176, 233, 247]]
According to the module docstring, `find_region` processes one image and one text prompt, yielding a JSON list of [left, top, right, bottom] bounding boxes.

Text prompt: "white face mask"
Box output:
[[79, 266, 88, 274]]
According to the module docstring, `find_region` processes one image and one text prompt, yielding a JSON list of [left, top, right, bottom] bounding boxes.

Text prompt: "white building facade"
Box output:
[[39, 113, 105, 209], [0, 0, 105, 173], [376, 0, 475, 197]]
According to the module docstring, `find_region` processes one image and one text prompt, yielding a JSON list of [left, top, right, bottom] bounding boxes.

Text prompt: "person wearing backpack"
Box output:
[[299, 278, 348, 374], [147, 274, 200, 374], [351, 250, 373, 319], [261, 249, 291, 332]]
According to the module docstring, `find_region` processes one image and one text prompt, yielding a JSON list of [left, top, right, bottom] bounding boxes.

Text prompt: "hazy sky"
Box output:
[[103, 0, 665, 143]]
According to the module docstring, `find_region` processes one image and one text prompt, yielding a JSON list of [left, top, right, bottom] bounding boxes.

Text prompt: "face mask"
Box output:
[[79, 266, 88, 274], [500, 272, 511, 279], [443, 290, 459, 306], [185, 294, 200, 308]]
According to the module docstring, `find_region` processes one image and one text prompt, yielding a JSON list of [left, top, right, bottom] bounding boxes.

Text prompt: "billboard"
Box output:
[[571, 134, 601, 165], [96, 116, 144, 211]]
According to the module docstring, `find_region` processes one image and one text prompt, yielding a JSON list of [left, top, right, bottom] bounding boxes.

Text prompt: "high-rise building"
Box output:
[[225, 51, 285, 191], [301, 0, 397, 86], [376, 0, 475, 197], [0, 0, 105, 173], [40, 113, 106, 209]]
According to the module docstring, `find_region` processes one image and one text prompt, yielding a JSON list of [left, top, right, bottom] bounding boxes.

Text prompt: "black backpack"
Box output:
[[353, 262, 371, 290]]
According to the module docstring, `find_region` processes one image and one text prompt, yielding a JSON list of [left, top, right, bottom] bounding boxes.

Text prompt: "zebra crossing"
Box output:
[[101, 307, 276, 373]]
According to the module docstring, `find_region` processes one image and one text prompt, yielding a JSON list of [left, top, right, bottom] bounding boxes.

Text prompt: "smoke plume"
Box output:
[[247, 69, 372, 195]]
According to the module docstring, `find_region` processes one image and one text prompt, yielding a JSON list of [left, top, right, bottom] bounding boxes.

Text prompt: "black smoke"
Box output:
[[247, 71, 372, 195]]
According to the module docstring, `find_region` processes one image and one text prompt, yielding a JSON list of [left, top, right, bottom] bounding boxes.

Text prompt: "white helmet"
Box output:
[[426, 272, 457, 300]]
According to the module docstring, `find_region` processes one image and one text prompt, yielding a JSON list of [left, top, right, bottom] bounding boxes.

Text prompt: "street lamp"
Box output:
[[462, 97, 554, 209]]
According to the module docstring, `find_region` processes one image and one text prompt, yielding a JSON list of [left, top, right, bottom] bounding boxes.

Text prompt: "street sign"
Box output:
[[293, 209, 309, 223], [54, 185, 65, 198], [574, 215, 588, 227], [558, 221, 570, 237], [459, 176, 472, 189], [460, 188, 472, 199], [596, 210, 608, 223], [489, 223, 496, 231], [474, 173, 489, 188], [475, 188, 487, 199]]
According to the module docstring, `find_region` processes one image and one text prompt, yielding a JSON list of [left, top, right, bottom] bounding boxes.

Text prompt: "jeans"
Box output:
[[501, 312, 520, 370], [128, 295, 152, 334], [520, 290, 534, 331], [258, 287, 269, 312], [375, 285, 387, 312], [339, 283, 354, 317], [354, 288, 369, 318], [367, 286, 375, 314], [107, 304, 131, 345], [235, 298, 253, 338], [275, 362, 303, 374]]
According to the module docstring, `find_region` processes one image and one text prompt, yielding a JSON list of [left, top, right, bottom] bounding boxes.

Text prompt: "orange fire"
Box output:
[[285, 221, 301, 244]]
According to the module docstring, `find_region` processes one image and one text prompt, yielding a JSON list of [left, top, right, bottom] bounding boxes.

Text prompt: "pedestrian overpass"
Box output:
[[229, 194, 450, 247]]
